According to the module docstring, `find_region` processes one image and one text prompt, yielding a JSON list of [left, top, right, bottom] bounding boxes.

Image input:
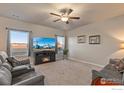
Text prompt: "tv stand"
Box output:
[[33, 50, 56, 65]]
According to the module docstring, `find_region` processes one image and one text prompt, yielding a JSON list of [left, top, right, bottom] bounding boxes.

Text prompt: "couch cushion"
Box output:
[[2, 62, 12, 71], [12, 71, 37, 84], [0, 51, 8, 62], [0, 66, 12, 85]]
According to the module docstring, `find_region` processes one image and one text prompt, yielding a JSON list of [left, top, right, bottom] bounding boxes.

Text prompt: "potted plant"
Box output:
[[63, 48, 69, 59]]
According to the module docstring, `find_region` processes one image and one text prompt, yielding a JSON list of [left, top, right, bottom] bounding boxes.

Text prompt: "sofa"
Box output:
[[91, 59, 124, 85], [0, 51, 35, 77], [0, 59, 44, 85], [0, 51, 45, 85]]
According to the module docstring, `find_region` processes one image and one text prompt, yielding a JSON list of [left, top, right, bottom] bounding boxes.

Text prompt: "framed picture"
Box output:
[[89, 35, 100, 44], [77, 35, 86, 43]]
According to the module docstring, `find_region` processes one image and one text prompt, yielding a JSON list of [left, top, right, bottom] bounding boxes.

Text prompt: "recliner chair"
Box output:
[[0, 51, 34, 77], [0, 59, 44, 85]]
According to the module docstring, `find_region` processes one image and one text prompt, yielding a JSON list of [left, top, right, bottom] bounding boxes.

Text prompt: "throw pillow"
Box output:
[[118, 60, 124, 71], [113, 59, 124, 72], [109, 58, 120, 65], [109, 59, 122, 70], [6, 57, 18, 67]]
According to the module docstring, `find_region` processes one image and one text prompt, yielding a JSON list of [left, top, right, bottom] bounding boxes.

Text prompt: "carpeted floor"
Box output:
[[34, 60, 102, 85]]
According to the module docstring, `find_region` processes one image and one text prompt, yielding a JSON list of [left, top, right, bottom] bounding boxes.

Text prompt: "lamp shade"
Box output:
[[120, 42, 124, 49]]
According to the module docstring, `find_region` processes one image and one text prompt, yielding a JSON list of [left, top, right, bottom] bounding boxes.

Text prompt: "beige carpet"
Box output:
[[34, 60, 102, 85]]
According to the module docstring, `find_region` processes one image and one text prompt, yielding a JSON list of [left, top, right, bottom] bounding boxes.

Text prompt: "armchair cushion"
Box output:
[[14, 75, 44, 85], [12, 71, 44, 85], [11, 66, 35, 78], [2, 62, 12, 71]]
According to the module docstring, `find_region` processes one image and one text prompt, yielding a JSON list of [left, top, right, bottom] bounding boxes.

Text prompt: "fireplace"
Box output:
[[33, 50, 56, 65], [42, 57, 50, 62]]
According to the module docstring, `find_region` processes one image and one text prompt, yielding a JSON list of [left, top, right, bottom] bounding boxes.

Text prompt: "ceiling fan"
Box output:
[[50, 8, 80, 24]]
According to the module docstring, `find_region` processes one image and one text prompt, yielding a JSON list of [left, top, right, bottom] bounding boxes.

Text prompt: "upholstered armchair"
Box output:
[[0, 59, 44, 85], [0, 51, 34, 77]]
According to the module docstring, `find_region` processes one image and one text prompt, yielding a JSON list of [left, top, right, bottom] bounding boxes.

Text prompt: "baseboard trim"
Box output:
[[68, 57, 104, 68]]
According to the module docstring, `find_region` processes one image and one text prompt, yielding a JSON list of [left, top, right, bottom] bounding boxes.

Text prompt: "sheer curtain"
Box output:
[[56, 35, 65, 60]]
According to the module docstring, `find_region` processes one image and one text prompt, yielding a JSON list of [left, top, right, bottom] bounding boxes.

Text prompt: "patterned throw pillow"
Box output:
[[109, 59, 121, 69], [117, 59, 124, 71], [111, 58, 124, 72], [109, 59, 120, 65]]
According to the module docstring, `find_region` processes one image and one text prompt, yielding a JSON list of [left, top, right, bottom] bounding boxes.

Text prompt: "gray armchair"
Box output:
[[0, 51, 34, 77], [0, 58, 44, 85]]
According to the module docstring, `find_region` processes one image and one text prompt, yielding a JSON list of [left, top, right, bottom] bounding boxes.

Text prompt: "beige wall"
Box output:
[[67, 16, 124, 66], [1, 15, 124, 67], [0, 16, 65, 51]]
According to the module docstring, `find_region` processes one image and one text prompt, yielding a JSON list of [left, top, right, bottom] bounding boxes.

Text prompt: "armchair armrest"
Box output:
[[12, 65, 35, 77], [14, 75, 44, 85], [12, 65, 30, 72], [18, 59, 31, 65], [14, 59, 31, 66]]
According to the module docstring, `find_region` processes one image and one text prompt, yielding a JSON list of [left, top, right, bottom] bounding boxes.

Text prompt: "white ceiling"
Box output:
[[0, 3, 124, 30]]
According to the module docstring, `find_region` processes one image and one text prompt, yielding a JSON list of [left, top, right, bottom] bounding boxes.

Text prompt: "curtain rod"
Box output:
[[6, 27, 32, 32]]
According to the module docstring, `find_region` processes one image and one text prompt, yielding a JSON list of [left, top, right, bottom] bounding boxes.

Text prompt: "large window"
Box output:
[[8, 30, 30, 57]]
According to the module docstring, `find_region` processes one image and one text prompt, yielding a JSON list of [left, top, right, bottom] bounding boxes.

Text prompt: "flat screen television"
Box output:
[[33, 37, 56, 50]]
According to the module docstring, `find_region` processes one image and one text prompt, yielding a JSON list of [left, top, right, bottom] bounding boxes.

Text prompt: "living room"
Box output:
[[1, 3, 124, 87]]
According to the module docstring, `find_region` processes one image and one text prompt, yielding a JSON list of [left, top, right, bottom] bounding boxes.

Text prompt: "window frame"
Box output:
[[55, 35, 65, 54], [7, 28, 32, 57]]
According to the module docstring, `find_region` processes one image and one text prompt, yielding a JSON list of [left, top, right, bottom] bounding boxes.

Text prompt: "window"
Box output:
[[56, 35, 65, 54], [8, 29, 30, 57]]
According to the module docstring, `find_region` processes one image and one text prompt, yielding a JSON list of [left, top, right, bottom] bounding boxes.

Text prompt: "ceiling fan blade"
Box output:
[[60, 9, 66, 15], [67, 9, 73, 15], [50, 13, 61, 17], [53, 19, 61, 22], [66, 21, 69, 24], [70, 17, 80, 19]]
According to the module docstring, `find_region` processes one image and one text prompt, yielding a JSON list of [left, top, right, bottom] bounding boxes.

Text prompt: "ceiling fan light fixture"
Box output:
[[61, 16, 68, 22], [50, 8, 80, 24]]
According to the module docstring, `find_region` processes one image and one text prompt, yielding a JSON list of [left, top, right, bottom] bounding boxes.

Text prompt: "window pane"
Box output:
[[10, 30, 29, 57], [57, 36, 65, 54]]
